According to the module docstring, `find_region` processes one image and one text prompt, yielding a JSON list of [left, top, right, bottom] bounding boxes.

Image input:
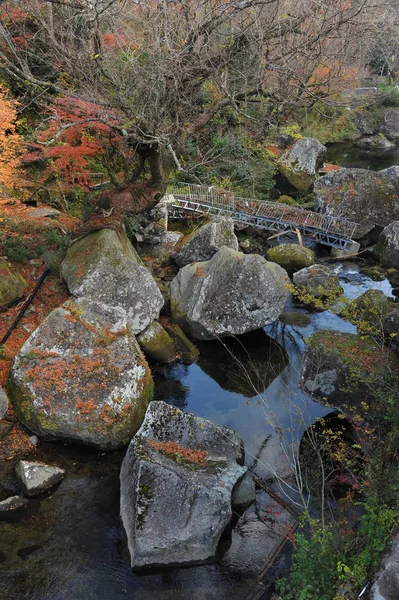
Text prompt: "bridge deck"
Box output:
[[167, 182, 358, 251]]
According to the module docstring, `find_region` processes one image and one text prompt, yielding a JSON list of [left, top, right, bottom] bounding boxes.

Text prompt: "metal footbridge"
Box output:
[[166, 182, 358, 251]]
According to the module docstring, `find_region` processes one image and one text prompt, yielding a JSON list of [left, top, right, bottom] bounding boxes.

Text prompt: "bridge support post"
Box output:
[[330, 240, 360, 259]]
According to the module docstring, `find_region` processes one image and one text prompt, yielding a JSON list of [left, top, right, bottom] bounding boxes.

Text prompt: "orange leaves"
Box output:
[[147, 440, 208, 464], [0, 88, 26, 193]]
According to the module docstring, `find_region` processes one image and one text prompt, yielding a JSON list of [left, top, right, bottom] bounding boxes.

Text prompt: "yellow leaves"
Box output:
[[0, 87, 26, 194]]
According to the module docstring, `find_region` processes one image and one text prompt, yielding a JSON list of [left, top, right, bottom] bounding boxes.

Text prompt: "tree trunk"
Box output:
[[147, 144, 165, 187]]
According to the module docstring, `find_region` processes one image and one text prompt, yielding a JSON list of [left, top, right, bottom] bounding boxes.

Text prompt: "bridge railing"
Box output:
[[167, 182, 358, 239]]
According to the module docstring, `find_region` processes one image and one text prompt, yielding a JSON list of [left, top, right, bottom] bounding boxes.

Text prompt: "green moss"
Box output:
[[266, 244, 315, 274]]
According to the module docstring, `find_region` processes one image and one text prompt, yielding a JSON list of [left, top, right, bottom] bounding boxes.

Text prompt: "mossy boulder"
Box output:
[[61, 228, 164, 334], [0, 260, 25, 311], [120, 401, 246, 569], [266, 244, 315, 274], [376, 221, 399, 268], [360, 265, 386, 282], [8, 298, 153, 450], [300, 330, 399, 406], [355, 134, 394, 149], [276, 195, 296, 206], [137, 321, 177, 364], [343, 289, 392, 332], [293, 264, 343, 307], [174, 217, 238, 268], [278, 137, 327, 192], [314, 167, 399, 239], [170, 246, 290, 340], [162, 322, 199, 364]]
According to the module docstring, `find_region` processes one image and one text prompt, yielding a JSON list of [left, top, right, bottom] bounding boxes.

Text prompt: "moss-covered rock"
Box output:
[[277, 137, 327, 192], [300, 330, 399, 406], [61, 228, 163, 334], [8, 298, 153, 450], [360, 265, 386, 282], [292, 264, 343, 307], [276, 195, 296, 206], [343, 289, 393, 333], [266, 244, 315, 274], [162, 322, 199, 364], [137, 321, 177, 364], [0, 260, 25, 311]]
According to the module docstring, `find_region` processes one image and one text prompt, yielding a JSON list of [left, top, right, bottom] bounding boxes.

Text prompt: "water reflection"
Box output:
[[325, 141, 399, 171]]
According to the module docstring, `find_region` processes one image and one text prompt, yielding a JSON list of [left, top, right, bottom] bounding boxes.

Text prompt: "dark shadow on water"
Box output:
[[325, 141, 399, 171]]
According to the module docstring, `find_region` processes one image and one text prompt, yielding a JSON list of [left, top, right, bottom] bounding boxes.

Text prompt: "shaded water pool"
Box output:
[[0, 264, 394, 600], [325, 140, 399, 170]]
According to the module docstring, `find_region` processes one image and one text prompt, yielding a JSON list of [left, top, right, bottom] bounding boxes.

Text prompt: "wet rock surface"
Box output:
[[120, 401, 246, 570], [9, 298, 153, 449], [171, 246, 290, 340], [278, 137, 327, 192], [61, 228, 163, 334], [174, 217, 238, 268], [314, 167, 399, 238], [16, 460, 65, 497], [0, 495, 28, 521]]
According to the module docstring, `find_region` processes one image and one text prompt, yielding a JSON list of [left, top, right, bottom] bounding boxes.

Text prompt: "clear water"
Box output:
[[0, 263, 392, 600], [325, 141, 399, 171]]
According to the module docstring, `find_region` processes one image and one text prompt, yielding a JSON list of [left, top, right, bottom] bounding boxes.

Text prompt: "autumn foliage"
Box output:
[[0, 88, 25, 193]]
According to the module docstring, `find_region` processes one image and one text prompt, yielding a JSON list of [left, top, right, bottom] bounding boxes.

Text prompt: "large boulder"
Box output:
[[120, 401, 246, 570], [15, 460, 65, 497], [0, 260, 25, 311], [266, 244, 315, 275], [170, 246, 290, 340], [277, 137, 327, 192], [356, 134, 394, 149], [343, 289, 392, 332], [300, 330, 399, 406], [377, 221, 399, 268], [61, 228, 163, 334], [293, 264, 343, 306], [370, 533, 399, 600], [314, 167, 399, 239], [380, 107, 399, 140], [8, 298, 153, 449], [174, 217, 238, 268]]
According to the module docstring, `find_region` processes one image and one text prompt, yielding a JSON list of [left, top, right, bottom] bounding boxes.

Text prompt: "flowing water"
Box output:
[[0, 264, 393, 600], [1, 143, 397, 600]]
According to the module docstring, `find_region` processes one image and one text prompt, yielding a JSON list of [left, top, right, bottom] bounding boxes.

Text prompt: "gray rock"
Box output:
[[314, 167, 399, 239], [0, 385, 8, 420], [293, 264, 343, 302], [380, 107, 399, 140], [61, 228, 164, 334], [356, 135, 394, 149], [137, 321, 177, 364], [371, 533, 399, 599], [384, 308, 399, 349], [28, 207, 61, 219], [0, 259, 25, 311], [174, 217, 238, 268], [0, 495, 28, 520], [232, 471, 256, 509], [278, 137, 327, 192], [171, 246, 290, 340], [220, 491, 296, 576], [16, 461, 65, 497], [9, 298, 153, 450], [377, 221, 399, 268], [300, 330, 397, 406], [120, 401, 246, 570], [139, 231, 184, 263]]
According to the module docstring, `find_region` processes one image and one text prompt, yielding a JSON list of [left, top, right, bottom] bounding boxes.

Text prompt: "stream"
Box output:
[[0, 145, 397, 600]]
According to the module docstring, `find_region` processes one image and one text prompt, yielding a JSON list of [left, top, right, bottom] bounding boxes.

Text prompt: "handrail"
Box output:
[[167, 182, 358, 240]]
